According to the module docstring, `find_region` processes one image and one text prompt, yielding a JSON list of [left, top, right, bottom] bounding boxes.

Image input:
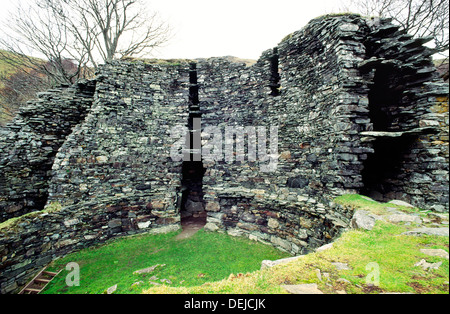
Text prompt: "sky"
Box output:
[[0, 0, 344, 60], [148, 0, 343, 59]]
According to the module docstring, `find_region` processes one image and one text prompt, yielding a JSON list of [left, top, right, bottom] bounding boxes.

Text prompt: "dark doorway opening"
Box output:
[[180, 161, 207, 225], [361, 135, 416, 202]]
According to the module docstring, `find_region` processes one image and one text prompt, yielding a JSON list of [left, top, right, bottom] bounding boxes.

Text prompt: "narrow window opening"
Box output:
[[269, 48, 281, 96]]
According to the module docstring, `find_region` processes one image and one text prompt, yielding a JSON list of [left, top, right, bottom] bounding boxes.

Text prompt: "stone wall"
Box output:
[[0, 81, 96, 223], [358, 18, 449, 209], [48, 61, 190, 229], [0, 14, 448, 293]]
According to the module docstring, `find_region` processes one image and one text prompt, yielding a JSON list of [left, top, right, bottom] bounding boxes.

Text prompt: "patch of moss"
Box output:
[[0, 202, 62, 231]]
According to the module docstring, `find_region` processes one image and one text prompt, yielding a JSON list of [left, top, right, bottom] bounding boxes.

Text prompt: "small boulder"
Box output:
[[388, 200, 414, 208], [282, 284, 323, 294], [106, 284, 117, 294], [351, 210, 376, 230]]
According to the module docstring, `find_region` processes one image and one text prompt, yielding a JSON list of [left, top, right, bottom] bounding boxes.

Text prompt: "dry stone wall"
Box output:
[[0, 81, 96, 223], [0, 14, 448, 293]]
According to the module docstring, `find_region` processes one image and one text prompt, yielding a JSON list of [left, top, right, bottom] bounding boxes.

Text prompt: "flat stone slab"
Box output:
[[332, 262, 352, 270], [420, 249, 449, 259], [402, 228, 449, 237], [388, 200, 415, 208], [388, 214, 422, 224], [414, 259, 442, 270], [261, 256, 304, 270], [315, 243, 334, 252], [133, 264, 165, 275], [282, 284, 324, 294]]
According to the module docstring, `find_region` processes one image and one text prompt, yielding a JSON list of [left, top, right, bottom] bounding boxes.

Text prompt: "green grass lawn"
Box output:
[[42, 229, 289, 294]]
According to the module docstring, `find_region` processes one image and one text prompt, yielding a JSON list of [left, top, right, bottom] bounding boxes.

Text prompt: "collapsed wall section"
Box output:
[[0, 80, 96, 223]]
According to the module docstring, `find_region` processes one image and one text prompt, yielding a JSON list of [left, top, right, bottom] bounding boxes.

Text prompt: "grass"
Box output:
[[39, 194, 449, 294], [143, 222, 448, 294], [142, 195, 448, 294], [334, 194, 419, 215], [42, 229, 289, 294]]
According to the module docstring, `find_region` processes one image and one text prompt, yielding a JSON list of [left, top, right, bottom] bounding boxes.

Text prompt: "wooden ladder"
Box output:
[[18, 267, 61, 294]]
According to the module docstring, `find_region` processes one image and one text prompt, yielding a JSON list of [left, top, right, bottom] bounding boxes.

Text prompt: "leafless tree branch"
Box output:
[[340, 0, 449, 78]]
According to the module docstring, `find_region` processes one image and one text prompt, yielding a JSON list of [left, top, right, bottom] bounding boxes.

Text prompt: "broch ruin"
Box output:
[[0, 14, 448, 293]]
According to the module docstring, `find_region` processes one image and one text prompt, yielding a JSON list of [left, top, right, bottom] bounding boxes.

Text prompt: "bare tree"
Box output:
[[0, 0, 170, 120], [39, 0, 171, 69], [0, 0, 171, 83], [0, 2, 84, 86], [341, 0, 449, 64]]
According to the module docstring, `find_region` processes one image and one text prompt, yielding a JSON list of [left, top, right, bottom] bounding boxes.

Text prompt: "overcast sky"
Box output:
[[149, 0, 343, 59], [1, 0, 343, 60]]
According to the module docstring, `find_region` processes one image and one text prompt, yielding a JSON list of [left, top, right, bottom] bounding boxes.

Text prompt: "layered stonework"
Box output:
[[0, 14, 448, 293]]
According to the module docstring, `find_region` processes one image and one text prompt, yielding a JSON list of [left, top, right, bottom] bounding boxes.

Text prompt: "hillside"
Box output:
[[0, 50, 46, 125], [0, 50, 22, 87]]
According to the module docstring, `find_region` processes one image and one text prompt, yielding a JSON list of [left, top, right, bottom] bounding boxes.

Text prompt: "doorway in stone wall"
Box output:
[[178, 161, 207, 238], [177, 62, 207, 239], [360, 135, 417, 202], [359, 64, 423, 202]]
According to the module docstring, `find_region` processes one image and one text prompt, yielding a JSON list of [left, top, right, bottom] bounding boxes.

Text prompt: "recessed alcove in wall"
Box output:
[[180, 161, 207, 225], [360, 135, 417, 202], [269, 48, 281, 96], [366, 66, 403, 131]]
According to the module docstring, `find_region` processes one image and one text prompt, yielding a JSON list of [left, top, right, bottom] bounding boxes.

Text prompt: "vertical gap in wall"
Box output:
[[269, 48, 281, 96], [180, 63, 206, 229]]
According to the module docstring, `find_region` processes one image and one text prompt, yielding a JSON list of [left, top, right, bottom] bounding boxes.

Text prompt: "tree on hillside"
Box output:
[[341, 0, 449, 78], [0, 0, 171, 85], [0, 70, 45, 121], [0, 59, 78, 124]]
